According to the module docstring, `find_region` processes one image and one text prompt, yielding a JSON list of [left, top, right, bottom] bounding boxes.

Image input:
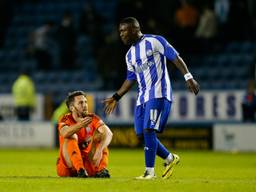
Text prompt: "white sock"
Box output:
[[145, 167, 154, 175], [165, 153, 173, 164]]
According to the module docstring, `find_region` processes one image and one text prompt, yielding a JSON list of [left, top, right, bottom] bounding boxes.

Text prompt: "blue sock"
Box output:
[[143, 130, 157, 167], [156, 138, 170, 159]]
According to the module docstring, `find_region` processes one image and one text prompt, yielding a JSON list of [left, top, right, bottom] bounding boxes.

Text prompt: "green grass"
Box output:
[[0, 149, 256, 192]]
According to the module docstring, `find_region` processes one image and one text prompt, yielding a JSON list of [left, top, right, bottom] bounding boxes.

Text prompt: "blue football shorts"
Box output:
[[134, 98, 172, 135]]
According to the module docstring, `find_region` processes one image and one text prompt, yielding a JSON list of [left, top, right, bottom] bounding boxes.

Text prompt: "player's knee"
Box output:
[[93, 131, 102, 143], [66, 134, 78, 141], [63, 134, 78, 149], [72, 134, 78, 140]]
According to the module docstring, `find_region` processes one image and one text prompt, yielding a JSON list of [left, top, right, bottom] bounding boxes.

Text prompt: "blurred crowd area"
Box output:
[[0, 0, 256, 108]]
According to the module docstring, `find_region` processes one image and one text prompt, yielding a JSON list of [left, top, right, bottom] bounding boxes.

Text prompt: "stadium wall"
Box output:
[[0, 91, 255, 151], [0, 91, 244, 123], [0, 94, 44, 120], [0, 121, 54, 148], [109, 124, 212, 150], [91, 90, 244, 124], [213, 123, 256, 151]]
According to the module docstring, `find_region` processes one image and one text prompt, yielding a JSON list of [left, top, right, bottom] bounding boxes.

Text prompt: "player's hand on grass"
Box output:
[[103, 97, 117, 115], [186, 79, 200, 95]]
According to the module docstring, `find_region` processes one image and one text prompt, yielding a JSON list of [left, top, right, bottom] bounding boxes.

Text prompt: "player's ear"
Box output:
[[70, 105, 74, 112]]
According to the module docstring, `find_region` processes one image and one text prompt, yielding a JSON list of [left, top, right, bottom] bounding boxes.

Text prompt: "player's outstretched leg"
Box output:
[[162, 153, 180, 179], [136, 129, 157, 180], [156, 138, 180, 179]]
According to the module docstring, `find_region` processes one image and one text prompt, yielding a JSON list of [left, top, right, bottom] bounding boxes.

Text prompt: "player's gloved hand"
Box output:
[[186, 79, 200, 95]]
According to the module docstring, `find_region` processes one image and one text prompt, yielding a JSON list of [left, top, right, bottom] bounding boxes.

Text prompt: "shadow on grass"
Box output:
[[0, 176, 110, 179], [0, 176, 59, 179]]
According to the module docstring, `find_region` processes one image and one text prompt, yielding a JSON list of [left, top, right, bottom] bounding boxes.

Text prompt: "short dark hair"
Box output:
[[66, 90, 86, 110], [120, 17, 140, 29]]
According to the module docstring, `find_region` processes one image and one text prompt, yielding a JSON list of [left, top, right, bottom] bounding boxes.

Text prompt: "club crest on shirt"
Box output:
[[147, 61, 154, 67], [146, 50, 153, 57], [85, 127, 91, 133]]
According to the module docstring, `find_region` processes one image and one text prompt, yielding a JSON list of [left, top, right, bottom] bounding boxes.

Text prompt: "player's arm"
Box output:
[[154, 35, 199, 95], [92, 124, 113, 166], [60, 117, 92, 138], [172, 56, 200, 95], [116, 79, 136, 98], [104, 79, 136, 115], [94, 124, 113, 151]]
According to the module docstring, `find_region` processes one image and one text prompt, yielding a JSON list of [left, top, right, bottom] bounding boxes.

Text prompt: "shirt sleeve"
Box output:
[[57, 115, 71, 132], [154, 35, 179, 61], [126, 50, 137, 81], [92, 114, 105, 130], [126, 70, 136, 80]]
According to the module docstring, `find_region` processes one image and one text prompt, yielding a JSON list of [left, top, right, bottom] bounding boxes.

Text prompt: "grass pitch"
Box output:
[[0, 148, 255, 192]]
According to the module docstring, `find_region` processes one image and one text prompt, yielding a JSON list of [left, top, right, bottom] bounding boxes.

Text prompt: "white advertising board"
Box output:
[[0, 122, 54, 148], [214, 123, 256, 151]]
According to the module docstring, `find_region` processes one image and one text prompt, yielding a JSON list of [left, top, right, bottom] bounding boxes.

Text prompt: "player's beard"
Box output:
[[74, 106, 88, 118], [81, 111, 87, 118]]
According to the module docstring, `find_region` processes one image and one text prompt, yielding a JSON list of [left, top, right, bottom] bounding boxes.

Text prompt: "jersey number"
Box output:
[[150, 109, 158, 122]]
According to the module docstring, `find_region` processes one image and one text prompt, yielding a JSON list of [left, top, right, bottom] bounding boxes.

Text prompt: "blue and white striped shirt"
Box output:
[[126, 34, 179, 106]]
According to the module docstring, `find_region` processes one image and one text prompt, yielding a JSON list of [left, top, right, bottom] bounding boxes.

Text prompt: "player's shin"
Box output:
[[143, 129, 157, 175], [156, 138, 171, 161], [66, 138, 85, 171]]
